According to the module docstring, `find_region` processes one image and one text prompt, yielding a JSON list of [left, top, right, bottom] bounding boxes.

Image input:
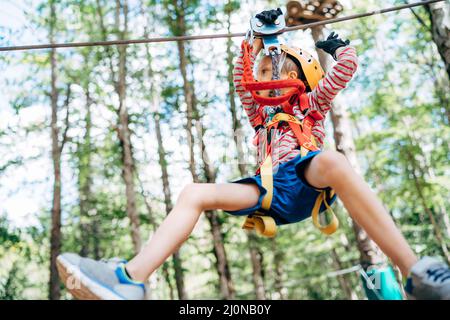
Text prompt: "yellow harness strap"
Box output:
[[242, 113, 339, 237], [242, 155, 277, 237], [266, 112, 301, 128], [311, 189, 339, 235]]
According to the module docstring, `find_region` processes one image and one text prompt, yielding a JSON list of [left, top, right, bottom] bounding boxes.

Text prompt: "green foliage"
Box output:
[[0, 216, 21, 252], [0, 261, 27, 300]]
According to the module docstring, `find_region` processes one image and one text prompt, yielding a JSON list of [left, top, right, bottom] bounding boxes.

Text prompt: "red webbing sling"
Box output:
[[240, 41, 306, 107]]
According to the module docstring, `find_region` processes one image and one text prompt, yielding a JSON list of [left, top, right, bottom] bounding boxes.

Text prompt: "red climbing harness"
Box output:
[[240, 41, 322, 157]]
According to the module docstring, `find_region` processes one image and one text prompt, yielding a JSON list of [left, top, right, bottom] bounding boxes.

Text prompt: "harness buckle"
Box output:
[[302, 141, 314, 149]]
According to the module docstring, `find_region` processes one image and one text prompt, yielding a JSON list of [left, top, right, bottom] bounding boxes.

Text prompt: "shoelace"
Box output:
[[426, 266, 450, 283]]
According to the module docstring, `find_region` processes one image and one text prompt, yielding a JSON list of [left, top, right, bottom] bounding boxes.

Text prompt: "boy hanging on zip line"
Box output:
[[57, 9, 450, 300]]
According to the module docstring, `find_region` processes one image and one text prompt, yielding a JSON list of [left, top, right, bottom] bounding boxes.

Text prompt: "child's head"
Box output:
[[255, 45, 325, 98], [256, 54, 304, 97]]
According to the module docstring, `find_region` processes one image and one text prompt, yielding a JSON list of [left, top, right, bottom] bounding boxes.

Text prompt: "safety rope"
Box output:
[[0, 0, 444, 52]]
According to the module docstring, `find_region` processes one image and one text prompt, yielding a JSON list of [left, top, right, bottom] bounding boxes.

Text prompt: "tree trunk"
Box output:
[[138, 0, 188, 298], [137, 0, 187, 299], [248, 239, 266, 300], [196, 120, 235, 299], [408, 155, 450, 263], [224, 6, 267, 299], [176, 40, 198, 183], [440, 205, 450, 239], [49, 50, 62, 301], [162, 262, 175, 300], [270, 238, 286, 299], [136, 171, 175, 300], [114, 0, 141, 253], [225, 16, 247, 174], [173, 0, 234, 299], [418, 2, 450, 125], [406, 121, 450, 246], [48, 0, 61, 300], [311, 26, 387, 272], [402, 134, 450, 263], [154, 112, 188, 299], [330, 248, 357, 299], [79, 85, 93, 257], [95, 0, 141, 253], [92, 219, 101, 260], [202, 211, 234, 299], [426, 2, 450, 81], [137, 169, 182, 301]]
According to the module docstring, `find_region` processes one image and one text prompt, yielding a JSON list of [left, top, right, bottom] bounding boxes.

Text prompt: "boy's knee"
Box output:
[[316, 150, 351, 179], [178, 183, 206, 209]]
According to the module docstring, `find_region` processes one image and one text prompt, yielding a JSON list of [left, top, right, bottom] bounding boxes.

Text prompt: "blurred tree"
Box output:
[[48, 0, 72, 300], [139, 0, 187, 299], [425, 1, 450, 80], [164, 0, 235, 299], [95, 0, 142, 253]]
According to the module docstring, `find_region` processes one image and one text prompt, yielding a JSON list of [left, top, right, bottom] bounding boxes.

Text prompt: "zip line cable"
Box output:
[[0, 0, 445, 52]]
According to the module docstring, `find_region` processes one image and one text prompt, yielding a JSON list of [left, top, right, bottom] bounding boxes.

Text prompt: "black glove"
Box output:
[[255, 8, 283, 25], [254, 124, 264, 133], [315, 32, 350, 60]]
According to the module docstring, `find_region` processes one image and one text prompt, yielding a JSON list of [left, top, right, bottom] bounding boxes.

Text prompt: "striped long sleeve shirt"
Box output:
[[233, 45, 358, 171]]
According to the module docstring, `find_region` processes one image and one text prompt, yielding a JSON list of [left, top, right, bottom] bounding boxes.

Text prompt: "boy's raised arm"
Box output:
[[233, 39, 264, 131], [310, 32, 358, 116]]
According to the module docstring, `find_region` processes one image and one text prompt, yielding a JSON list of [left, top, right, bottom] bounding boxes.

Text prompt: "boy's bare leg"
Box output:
[[303, 151, 417, 277], [126, 183, 260, 282]]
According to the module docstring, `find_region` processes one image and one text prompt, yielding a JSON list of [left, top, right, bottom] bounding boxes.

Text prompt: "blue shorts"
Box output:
[[225, 151, 337, 225]]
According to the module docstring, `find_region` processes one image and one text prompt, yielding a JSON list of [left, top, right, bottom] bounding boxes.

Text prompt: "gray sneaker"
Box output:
[[405, 256, 450, 300], [57, 253, 146, 300]]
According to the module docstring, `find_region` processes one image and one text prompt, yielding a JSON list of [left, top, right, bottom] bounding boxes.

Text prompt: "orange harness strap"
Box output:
[[266, 113, 319, 153]]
